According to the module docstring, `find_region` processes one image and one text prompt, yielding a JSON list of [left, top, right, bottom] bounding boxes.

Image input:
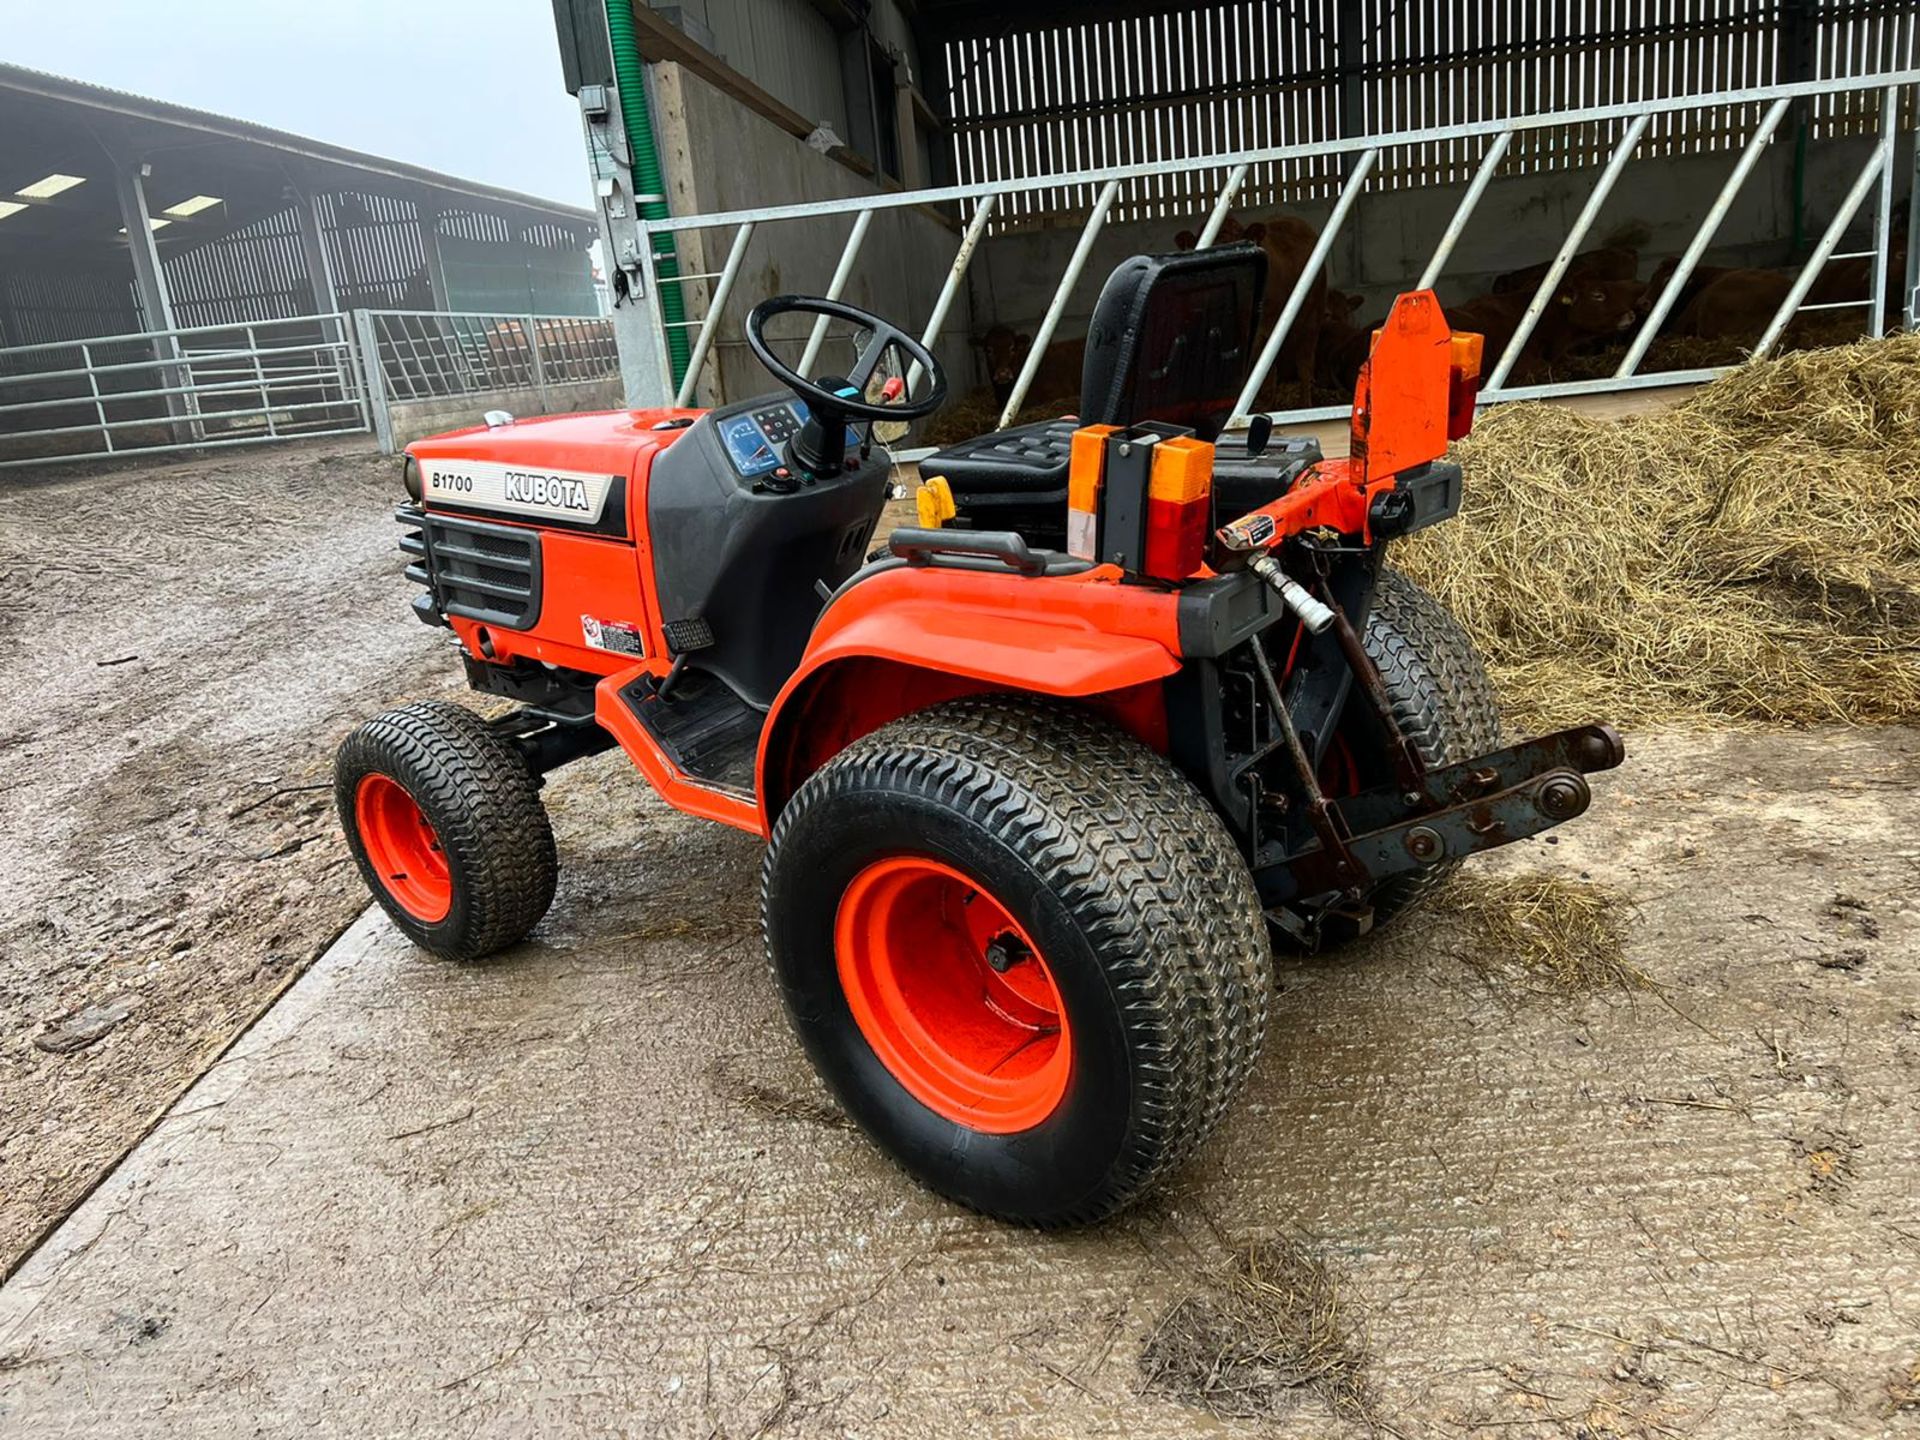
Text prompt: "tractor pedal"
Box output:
[[662, 617, 715, 654]]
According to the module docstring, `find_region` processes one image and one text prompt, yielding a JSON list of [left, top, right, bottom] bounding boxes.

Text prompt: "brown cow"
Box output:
[[1673, 226, 1910, 344], [976, 325, 1084, 410], [1660, 258, 1870, 345], [1647, 258, 1733, 326], [1490, 243, 1642, 297], [1175, 211, 1325, 407], [1671, 268, 1791, 341], [1448, 278, 1647, 382]]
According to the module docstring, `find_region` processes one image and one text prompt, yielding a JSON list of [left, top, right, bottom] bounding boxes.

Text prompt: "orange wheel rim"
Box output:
[[354, 773, 452, 923], [834, 856, 1071, 1133]]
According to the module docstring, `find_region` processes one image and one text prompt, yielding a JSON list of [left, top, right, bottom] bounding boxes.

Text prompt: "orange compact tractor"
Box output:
[[337, 245, 1622, 1225]]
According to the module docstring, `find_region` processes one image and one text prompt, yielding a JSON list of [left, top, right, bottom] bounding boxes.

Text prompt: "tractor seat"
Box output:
[[927, 243, 1269, 541], [924, 416, 1079, 510]]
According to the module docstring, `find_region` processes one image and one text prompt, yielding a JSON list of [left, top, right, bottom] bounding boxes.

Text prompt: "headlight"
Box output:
[[402, 454, 422, 502]]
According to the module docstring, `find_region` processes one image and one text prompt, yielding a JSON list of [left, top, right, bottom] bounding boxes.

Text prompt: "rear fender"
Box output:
[[756, 564, 1182, 822]]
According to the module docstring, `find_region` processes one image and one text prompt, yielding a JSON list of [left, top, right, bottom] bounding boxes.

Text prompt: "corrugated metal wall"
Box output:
[[941, 0, 1919, 231]]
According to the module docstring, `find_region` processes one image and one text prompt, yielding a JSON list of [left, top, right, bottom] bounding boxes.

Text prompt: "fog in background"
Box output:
[[6, 0, 590, 204]]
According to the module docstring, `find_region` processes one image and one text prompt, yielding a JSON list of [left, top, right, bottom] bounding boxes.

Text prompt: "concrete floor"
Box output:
[[0, 439, 451, 1274], [1, 723, 1915, 1438]]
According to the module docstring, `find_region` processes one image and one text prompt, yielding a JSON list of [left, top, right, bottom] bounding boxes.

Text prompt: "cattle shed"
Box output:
[[561, 1, 1918, 421], [0, 64, 598, 345], [0, 64, 606, 465]]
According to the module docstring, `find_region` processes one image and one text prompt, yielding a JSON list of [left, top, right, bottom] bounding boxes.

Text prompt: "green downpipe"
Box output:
[[605, 0, 690, 388]]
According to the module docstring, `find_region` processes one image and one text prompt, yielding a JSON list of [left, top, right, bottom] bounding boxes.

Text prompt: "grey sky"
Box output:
[[6, 0, 590, 206]]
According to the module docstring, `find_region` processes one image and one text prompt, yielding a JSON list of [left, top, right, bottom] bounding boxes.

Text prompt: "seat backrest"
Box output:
[[1077, 243, 1268, 440]]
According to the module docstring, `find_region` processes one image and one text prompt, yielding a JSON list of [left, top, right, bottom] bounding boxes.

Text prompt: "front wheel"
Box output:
[[762, 697, 1270, 1227], [335, 701, 557, 960]]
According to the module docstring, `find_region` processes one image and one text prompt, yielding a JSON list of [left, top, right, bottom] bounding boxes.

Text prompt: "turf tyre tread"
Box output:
[[1355, 567, 1503, 928], [762, 696, 1270, 1227], [335, 700, 556, 960]]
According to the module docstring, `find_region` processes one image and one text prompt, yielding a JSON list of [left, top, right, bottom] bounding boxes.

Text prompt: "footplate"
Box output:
[[1275, 724, 1625, 901]]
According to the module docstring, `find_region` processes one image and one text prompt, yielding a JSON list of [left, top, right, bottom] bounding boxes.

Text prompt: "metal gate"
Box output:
[[0, 314, 368, 469], [623, 68, 1918, 439]]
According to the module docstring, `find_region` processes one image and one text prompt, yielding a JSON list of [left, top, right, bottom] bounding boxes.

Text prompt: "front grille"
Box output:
[[396, 506, 542, 630]]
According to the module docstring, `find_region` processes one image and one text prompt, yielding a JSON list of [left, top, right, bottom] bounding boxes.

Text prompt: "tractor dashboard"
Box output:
[[712, 396, 862, 480]]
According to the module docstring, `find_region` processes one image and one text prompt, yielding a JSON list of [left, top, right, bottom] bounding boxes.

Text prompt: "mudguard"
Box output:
[[756, 561, 1184, 822]]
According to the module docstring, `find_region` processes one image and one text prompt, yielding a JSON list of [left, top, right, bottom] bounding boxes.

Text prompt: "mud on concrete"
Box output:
[[0, 439, 454, 1273], [0, 717, 1915, 1438]]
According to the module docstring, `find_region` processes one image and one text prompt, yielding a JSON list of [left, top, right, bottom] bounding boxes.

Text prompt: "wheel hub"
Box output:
[[834, 856, 1071, 1133], [354, 773, 452, 923]]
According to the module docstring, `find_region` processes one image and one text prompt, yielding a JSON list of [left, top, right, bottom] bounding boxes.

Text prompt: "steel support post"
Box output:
[[290, 184, 357, 403], [419, 208, 455, 310], [113, 160, 199, 441], [291, 186, 341, 313], [1869, 85, 1898, 339], [355, 308, 396, 453], [527, 315, 552, 411], [1906, 116, 1920, 331], [584, 80, 675, 408]]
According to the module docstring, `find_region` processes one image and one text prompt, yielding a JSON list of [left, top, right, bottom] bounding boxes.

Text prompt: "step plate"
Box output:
[[618, 671, 761, 797]]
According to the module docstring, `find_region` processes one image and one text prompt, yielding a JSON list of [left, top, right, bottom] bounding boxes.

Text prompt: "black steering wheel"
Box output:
[[744, 295, 947, 476]]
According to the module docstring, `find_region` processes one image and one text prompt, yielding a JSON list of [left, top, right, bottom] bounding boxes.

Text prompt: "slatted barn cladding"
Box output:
[[164, 207, 313, 329], [0, 268, 140, 350], [938, 0, 1918, 231], [319, 191, 436, 312]]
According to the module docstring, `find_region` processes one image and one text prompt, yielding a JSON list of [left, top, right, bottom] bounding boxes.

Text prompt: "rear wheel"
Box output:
[[1315, 567, 1501, 944], [763, 697, 1270, 1227], [335, 701, 557, 960]]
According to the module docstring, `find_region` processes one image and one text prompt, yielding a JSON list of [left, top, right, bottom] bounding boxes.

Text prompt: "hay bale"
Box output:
[[1396, 332, 1920, 728]]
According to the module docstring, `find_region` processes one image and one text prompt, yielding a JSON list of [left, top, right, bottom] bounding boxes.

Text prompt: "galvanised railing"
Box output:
[[352, 309, 621, 453], [625, 68, 1919, 438]]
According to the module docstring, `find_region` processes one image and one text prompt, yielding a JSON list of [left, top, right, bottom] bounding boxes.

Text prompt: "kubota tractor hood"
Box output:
[[407, 408, 698, 478]]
